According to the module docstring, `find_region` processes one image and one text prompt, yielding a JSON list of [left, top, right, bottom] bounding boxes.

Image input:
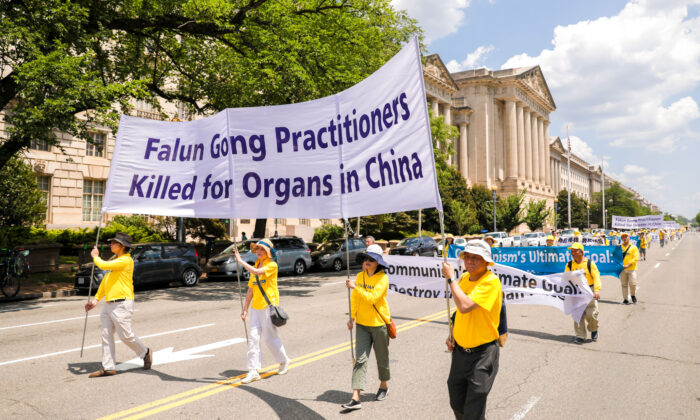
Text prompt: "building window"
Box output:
[[36, 175, 51, 220], [274, 218, 286, 225], [320, 219, 331, 225], [30, 138, 50, 151], [86, 132, 106, 157], [299, 218, 309, 226], [82, 180, 105, 222], [240, 219, 251, 224]]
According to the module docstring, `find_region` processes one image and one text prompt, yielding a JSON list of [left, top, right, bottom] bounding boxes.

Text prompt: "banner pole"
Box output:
[[344, 219, 356, 365], [438, 211, 453, 339], [232, 220, 249, 344], [80, 213, 104, 358]]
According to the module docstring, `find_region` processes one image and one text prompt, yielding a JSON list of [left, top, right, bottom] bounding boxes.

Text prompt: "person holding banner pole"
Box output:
[[565, 243, 601, 344], [441, 240, 502, 420], [343, 244, 392, 410], [235, 239, 290, 384], [620, 232, 640, 305]]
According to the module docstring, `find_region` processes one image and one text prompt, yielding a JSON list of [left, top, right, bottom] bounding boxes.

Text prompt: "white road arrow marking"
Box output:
[[116, 337, 246, 371]]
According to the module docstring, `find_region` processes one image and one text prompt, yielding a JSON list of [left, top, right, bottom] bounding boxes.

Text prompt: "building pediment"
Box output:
[[424, 54, 459, 93], [515, 66, 556, 112]]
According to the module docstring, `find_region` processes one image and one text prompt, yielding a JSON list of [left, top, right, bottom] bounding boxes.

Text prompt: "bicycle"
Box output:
[[0, 248, 30, 298]]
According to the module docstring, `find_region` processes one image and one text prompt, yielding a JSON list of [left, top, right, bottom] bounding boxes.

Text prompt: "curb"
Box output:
[[0, 288, 78, 303]]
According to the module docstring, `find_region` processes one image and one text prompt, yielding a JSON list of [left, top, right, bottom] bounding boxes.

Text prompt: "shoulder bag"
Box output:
[[363, 273, 396, 338], [254, 273, 289, 327]]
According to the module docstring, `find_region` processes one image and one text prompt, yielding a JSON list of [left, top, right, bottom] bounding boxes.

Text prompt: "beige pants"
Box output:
[[619, 270, 638, 299], [574, 298, 599, 339], [100, 300, 148, 370]]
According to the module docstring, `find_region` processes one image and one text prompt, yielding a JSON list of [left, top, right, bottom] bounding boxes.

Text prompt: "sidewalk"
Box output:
[[0, 281, 77, 303]]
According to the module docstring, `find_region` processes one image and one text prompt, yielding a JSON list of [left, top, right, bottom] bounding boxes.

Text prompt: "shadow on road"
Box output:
[[238, 385, 326, 419], [508, 328, 573, 344]]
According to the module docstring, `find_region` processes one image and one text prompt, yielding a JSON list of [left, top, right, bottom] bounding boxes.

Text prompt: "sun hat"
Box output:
[[458, 239, 494, 266], [363, 244, 390, 271], [251, 238, 276, 259], [568, 242, 584, 251], [546, 235, 555, 241], [107, 232, 133, 249]]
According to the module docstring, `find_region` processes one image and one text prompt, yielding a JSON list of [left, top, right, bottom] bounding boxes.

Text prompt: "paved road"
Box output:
[[1, 234, 698, 419]]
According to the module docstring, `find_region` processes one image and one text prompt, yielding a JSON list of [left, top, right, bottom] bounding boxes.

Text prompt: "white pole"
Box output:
[[343, 219, 356, 364], [601, 154, 606, 229], [232, 220, 249, 344], [566, 126, 572, 228], [80, 214, 104, 357], [438, 211, 453, 338]]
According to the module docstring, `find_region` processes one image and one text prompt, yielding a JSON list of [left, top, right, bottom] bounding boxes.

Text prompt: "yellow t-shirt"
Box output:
[[566, 258, 601, 292], [640, 237, 647, 249], [351, 270, 390, 327], [452, 271, 502, 349], [621, 243, 639, 271], [94, 254, 135, 301], [248, 258, 279, 310]]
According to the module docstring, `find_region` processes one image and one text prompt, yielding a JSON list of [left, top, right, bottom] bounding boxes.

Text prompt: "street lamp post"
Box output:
[[491, 185, 497, 232], [587, 204, 590, 230], [554, 198, 558, 231]]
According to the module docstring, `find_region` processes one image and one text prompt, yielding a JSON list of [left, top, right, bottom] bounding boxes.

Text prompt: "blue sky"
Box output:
[[392, 0, 700, 219]]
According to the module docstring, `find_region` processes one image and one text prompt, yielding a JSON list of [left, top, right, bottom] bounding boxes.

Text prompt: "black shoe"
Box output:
[[631, 296, 637, 304], [341, 399, 362, 410], [623, 299, 630, 305], [376, 388, 388, 401], [591, 331, 598, 342], [574, 337, 584, 344]]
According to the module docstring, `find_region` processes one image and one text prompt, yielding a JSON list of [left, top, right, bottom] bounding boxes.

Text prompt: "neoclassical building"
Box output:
[[423, 55, 556, 230], [549, 137, 603, 201]]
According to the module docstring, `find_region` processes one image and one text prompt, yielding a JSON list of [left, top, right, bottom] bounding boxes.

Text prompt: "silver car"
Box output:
[[521, 232, 547, 247]]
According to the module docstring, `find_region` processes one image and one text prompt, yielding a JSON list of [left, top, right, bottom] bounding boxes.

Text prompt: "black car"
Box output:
[[74, 242, 202, 292], [389, 236, 439, 257]]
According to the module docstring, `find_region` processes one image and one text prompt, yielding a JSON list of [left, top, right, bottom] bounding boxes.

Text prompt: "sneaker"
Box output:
[[631, 296, 637, 304], [241, 370, 260, 384], [574, 337, 584, 344], [376, 388, 388, 401], [622, 299, 630, 305], [278, 360, 290, 375], [341, 399, 362, 410], [591, 331, 598, 342]]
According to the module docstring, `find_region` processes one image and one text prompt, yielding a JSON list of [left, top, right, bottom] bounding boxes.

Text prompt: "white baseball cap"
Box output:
[[458, 239, 494, 266]]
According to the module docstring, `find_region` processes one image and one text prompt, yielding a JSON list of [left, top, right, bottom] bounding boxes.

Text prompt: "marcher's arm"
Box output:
[[591, 262, 602, 294], [93, 255, 129, 271], [449, 281, 480, 314], [241, 288, 254, 321]]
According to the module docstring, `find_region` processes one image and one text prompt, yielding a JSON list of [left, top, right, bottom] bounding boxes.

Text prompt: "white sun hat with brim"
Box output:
[[458, 239, 494, 266], [363, 244, 390, 271]]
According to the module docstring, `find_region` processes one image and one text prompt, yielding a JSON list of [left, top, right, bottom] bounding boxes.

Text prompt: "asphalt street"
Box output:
[[1, 233, 698, 419]]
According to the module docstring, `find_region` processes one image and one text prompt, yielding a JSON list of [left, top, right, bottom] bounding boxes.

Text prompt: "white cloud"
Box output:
[[566, 135, 598, 164], [502, 0, 700, 151], [391, 0, 470, 44], [446, 45, 495, 72], [624, 164, 647, 175]]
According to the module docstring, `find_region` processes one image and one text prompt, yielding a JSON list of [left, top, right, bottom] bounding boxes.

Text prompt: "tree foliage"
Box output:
[[312, 224, 345, 243], [588, 182, 657, 228], [0, 158, 45, 231], [524, 199, 551, 232], [556, 189, 589, 229], [486, 189, 526, 233], [0, 0, 420, 169]]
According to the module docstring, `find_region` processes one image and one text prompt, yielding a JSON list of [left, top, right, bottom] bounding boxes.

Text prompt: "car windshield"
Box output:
[[524, 233, 538, 238], [220, 241, 255, 254], [318, 241, 342, 252], [398, 237, 420, 246], [561, 229, 576, 236]]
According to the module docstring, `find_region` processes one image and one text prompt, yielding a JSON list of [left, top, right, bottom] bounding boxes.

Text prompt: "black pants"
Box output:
[[447, 341, 499, 420]]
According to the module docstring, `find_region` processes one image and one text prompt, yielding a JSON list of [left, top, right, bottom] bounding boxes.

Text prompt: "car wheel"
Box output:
[[432, 249, 438, 257], [293, 259, 306, 276], [412, 251, 419, 256], [333, 258, 344, 272], [181, 268, 199, 287]]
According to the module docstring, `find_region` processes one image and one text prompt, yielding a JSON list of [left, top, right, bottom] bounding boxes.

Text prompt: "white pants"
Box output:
[[100, 300, 148, 370], [247, 307, 288, 371]]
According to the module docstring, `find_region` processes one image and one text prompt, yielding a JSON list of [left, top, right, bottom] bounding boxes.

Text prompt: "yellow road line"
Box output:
[[101, 308, 454, 420]]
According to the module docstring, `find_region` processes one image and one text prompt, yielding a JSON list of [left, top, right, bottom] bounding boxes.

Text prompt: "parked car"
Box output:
[[437, 237, 467, 254], [511, 235, 522, 247], [482, 232, 514, 247], [559, 228, 580, 239], [312, 238, 366, 271], [521, 232, 547, 247], [75, 242, 202, 292], [205, 236, 312, 280], [389, 236, 439, 256]]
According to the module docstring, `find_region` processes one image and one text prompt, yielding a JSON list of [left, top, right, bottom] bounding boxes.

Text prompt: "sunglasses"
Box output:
[[362, 256, 377, 263]]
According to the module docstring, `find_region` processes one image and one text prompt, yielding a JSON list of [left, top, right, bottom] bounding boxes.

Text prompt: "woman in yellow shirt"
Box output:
[[342, 244, 392, 410]]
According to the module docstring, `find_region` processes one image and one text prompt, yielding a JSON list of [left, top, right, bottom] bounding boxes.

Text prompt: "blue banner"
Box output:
[[449, 245, 624, 277]]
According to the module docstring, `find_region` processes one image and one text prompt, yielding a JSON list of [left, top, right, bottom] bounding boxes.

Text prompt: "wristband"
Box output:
[[447, 277, 454, 285]]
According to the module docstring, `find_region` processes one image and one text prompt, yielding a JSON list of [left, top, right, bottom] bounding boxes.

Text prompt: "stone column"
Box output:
[[517, 103, 525, 179], [544, 121, 551, 187], [538, 117, 546, 185], [459, 123, 468, 179], [531, 114, 540, 184], [432, 100, 440, 116], [524, 108, 532, 181], [441, 103, 453, 165], [505, 100, 517, 179]]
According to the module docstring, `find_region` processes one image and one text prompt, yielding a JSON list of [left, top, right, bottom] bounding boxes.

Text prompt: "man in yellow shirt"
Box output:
[[546, 235, 555, 246], [441, 239, 502, 420], [565, 243, 601, 343], [620, 232, 640, 304], [84, 233, 152, 378], [639, 233, 648, 261]]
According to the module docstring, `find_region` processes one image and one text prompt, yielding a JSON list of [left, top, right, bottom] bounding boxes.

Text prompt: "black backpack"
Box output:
[[567, 259, 592, 278]]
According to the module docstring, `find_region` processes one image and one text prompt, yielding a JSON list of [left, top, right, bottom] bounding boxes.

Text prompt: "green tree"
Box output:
[[356, 212, 418, 240], [312, 224, 345, 243], [0, 0, 420, 169], [524, 199, 551, 232], [488, 189, 526, 233], [0, 158, 46, 228], [694, 211, 700, 226], [448, 199, 478, 235], [470, 185, 494, 232], [556, 190, 589, 228]]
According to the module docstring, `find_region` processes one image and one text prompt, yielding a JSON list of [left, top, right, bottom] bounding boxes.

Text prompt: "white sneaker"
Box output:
[[278, 360, 290, 375], [241, 370, 260, 384]]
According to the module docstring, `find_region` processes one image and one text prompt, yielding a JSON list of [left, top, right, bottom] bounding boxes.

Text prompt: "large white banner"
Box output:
[[383, 255, 593, 322], [611, 214, 664, 229], [102, 38, 441, 218]]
